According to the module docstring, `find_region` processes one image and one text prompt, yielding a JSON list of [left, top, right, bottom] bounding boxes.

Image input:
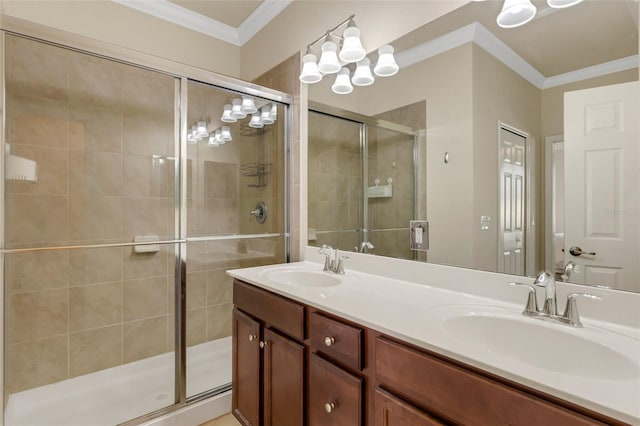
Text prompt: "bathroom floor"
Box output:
[[200, 413, 241, 426]]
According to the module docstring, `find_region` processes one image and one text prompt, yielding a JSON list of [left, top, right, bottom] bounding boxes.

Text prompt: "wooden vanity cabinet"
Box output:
[[232, 281, 305, 426], [232, 279, 626, 426]]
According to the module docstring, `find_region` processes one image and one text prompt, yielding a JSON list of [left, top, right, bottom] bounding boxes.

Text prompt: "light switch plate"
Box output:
[[410, 220, 429, 251], [480, 216, 491, 230]]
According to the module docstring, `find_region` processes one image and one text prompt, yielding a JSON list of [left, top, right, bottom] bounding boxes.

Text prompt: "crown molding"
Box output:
[[395, 21, 637, 90], [112, 0, 292, 47], [543, 55, 639, 88], [238, 0, 293, 45]]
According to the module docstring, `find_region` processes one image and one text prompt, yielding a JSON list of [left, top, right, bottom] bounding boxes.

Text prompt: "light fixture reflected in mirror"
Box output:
[[548, 0, 584, 8], [220, 104, 236, 123], [231, 98, 246, 119]]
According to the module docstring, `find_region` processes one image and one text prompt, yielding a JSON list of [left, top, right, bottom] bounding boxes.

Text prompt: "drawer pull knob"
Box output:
[[259, 341, 268, 348], [324, 336, 335, 347], [248, 334, 256, 342], [324, 402, 336, 413]]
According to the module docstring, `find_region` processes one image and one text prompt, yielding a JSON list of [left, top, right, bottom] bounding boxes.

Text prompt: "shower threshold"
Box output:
[[5, 337, 232, 426]]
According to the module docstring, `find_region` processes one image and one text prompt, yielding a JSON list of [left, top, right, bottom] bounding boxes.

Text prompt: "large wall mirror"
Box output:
[[307, 0, 639, 292]]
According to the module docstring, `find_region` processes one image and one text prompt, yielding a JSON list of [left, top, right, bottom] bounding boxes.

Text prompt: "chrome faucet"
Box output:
[[561, 261, 578, 282], [533, 271, 557, 316], [510, 270, 602, 327], [319, 245, 348, 274], [355, 241, 374, 253]]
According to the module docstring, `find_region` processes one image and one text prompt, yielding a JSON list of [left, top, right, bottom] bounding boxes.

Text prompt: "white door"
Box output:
[[498, 128, 526, 276], [564, 81, 639, 291]]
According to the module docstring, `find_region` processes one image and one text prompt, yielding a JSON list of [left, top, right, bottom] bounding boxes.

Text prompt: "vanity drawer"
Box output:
[[309, 353, 363, 426], [310, 312, 363, 370], [233, 280, 305, 341], [375, 337, 606, 426]]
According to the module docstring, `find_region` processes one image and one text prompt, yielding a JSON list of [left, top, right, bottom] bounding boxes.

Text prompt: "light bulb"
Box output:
[[339, 26, 366, 63], [374, 45, 399, 77], [260, 106, 274, 125], [331, 67, 353, 94], [221, 104, 236, 123], [299, 53, 323, 83], [317, 40, 341, 74], [221, 126, 232, 141], [196, 121, 208, 138], [241, 96, 257, 114], [351, 57, 374, 86], [230, 98, 246, 119]]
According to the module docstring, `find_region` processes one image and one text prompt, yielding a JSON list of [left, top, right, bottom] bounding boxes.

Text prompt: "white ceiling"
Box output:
[[113, 0, 639, 83]]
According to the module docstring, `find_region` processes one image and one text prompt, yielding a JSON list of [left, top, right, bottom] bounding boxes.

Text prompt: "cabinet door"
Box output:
[[309, 354, 363, 426], [233, 309, 261, 426], [263, 328, 304, 426], [374, 388, 444, 426]]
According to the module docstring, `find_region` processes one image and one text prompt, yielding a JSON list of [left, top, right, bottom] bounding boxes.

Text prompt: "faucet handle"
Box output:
[[509, 282, 539, 315], [335, 255, 349, 274], [562, 293, 603, 327], [319, 245, 333, 271]]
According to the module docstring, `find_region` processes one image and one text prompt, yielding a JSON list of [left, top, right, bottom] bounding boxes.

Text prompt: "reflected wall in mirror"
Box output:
[[307, 0, 639, 292]]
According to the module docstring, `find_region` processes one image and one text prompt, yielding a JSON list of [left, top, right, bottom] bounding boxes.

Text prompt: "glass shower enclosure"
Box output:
[[308, 105, 422, 260], [1, 32, 290, 426]]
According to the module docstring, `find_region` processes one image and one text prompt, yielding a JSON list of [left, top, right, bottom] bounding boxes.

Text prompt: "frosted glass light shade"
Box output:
[[497, 0, 537, 28], [351, 57, 374, 86], [196, 121, 208, 138], [241, 96, 257, 114], [331, 68, 353, 94], [231, 98, 246, 119], [249, 114, 264, 128], [260, 106, 274, 125], [221, 126, 232, 141], [374, 45, 399, 77], [317, 41, 341, 74], [339, 27, 366, 63], [547, 0, 583, 7], [299, 54, 322, 83], [187, 125, 198, 144], [207, 133, 220, 147], [269, 103, 277, 120], [221, 104, 236, 123]]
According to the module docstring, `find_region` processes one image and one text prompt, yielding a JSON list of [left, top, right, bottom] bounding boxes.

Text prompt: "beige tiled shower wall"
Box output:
[[373, 101, 427, 261], [307, 112, 362, 252], [3, 35, 180, 393]]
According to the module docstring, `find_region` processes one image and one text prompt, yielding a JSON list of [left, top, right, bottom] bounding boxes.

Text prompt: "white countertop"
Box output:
[[228, 251, 640, 425]]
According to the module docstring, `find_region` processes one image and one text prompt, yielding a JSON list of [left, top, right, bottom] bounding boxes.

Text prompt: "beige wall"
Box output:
[[540, 69, 638, 138], [472, 45, 541, 273], [0, 0, 241, 77]]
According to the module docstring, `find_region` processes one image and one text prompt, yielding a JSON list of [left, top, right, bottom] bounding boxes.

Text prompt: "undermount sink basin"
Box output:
[[433, 306, 640, 381], [260, 268, 342, 287]]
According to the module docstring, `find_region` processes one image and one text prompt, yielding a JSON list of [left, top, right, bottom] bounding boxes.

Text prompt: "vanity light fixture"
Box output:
[[221, 126, 232, 141], [196, 121, 208, 138], [241, 96, 257, 114], [547, 0, 584, 8], [260, 106, 275, 125], [230, 98, 246, 119], [497, 0, 537, 28], [220, 104, 236, 123], [497, 0, 584, 28], [249, 113, 264, 129], [298, 14, 398, 95]]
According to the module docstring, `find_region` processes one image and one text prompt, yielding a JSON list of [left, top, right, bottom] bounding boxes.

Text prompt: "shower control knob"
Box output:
[[248, 334, 256, 342], [324, 336, 335, 347]]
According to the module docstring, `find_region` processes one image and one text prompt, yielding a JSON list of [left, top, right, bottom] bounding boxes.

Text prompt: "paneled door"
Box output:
[[498, 128, 527, 275], [564, 81, 639, 291]]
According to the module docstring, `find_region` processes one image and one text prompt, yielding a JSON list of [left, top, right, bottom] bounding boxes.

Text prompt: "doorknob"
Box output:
[[569, 246, 596, 257]]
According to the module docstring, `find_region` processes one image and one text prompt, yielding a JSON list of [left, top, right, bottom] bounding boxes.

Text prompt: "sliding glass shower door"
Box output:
[[308, 107, 419, 259], [2, 32, 290, 426]]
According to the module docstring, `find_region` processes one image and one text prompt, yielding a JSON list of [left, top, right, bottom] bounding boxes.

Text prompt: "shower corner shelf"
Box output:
[[241, 162, 272, 188]]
